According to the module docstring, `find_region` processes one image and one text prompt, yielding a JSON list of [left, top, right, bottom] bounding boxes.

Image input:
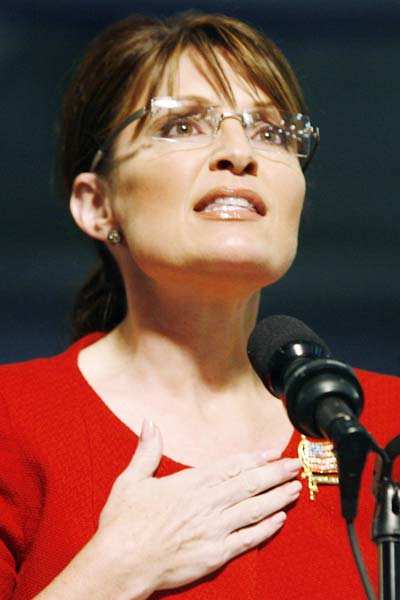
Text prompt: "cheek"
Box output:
[[269, 171, 305, 273], [112, 163, 196, 268], [115, 164, 186, 228], [274, 169, 305, 232]]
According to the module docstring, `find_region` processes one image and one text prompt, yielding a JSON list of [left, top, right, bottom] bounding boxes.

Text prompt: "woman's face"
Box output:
[[108, 51, 306, 294]]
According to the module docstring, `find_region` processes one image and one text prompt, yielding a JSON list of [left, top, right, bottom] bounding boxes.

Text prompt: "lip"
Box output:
[[193, 187, 267, 217]]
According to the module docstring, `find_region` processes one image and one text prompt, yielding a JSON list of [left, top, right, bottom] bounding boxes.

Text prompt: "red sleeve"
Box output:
[[0, 392, 43, 599]]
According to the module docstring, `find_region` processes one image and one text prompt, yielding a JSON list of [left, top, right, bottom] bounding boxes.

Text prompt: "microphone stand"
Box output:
[[280, 357, 399, 599], [372, 436, 400, 600], [316, 405, 399, 600]]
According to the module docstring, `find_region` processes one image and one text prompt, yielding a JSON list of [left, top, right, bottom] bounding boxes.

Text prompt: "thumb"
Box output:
[[129, 419, 163, 481]]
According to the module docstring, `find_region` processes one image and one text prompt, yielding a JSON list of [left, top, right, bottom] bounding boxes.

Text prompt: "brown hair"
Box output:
[[58, 11, 308, 341]]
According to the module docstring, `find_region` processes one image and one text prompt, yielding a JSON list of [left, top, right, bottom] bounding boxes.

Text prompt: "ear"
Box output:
[[69, 173, 116, 242]]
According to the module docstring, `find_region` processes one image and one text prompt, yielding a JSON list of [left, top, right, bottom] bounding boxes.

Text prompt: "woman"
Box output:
[[0, 11, 398, 600]]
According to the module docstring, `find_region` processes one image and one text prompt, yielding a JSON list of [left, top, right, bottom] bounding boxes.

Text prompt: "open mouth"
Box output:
[[193, 188, 267, 217]]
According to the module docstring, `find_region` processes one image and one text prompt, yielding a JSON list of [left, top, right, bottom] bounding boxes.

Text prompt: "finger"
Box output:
[[222, 479, 302, 532], [224, 511, 287, 562], [167, 448, 288, 492], [128, 419, 163, 481], [199, 447, 283, 488], [214, 457, 301, 508]]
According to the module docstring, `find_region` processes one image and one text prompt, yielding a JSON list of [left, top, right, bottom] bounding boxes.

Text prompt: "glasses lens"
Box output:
[[245, 110, 316, 161], [147, 98, 214, 147], [285, 114, 315, 160], [139, 98, 318, 166]]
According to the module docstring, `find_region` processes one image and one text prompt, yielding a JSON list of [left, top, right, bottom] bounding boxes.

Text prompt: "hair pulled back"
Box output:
[[58, 11, 307, 341]]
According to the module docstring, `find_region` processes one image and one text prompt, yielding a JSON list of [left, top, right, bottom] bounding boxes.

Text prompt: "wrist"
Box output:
[[91, 530, 159, 600]]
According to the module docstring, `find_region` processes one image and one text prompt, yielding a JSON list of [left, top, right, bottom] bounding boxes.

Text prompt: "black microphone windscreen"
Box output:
[[247, 315, 330, 379]]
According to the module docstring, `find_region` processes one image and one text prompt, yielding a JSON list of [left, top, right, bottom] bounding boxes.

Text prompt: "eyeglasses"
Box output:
[[89, 96, 320, 172]]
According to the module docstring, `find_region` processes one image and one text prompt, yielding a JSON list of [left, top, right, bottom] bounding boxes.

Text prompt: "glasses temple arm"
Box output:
[[89, 107, 147, 172], [302, 127, 320, 173]]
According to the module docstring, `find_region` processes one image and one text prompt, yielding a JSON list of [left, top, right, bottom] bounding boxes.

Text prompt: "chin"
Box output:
[[190, 251, 296, 290], [202, 240, 296, 273]]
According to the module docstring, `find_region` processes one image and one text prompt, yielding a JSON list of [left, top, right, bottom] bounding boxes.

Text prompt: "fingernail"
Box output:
[[272, 511, 287, 524], [284, 458, 301, 473], [140, 419, 155, 441], [287, 480, 302, 494], [257, 447, 282, 463]]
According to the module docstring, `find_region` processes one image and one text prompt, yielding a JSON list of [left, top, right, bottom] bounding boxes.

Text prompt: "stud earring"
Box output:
[[107, 229, 122, 245]]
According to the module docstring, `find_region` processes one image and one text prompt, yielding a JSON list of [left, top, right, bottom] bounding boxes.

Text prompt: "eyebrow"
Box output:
[[176, 94, 275, 109]]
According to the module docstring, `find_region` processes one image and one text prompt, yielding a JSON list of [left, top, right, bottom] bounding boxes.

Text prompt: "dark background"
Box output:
[[1, 1, 399, 375]]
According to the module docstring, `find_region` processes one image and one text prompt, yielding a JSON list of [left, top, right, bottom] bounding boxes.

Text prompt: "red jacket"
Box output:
[[0, 332, 399, 599]]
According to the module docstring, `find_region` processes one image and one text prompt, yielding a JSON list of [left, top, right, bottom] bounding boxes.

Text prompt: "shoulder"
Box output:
[[0, 332, 104, 440], [354, 367, 399, 403], [0, 332, 102, 397], [354, 366, 399, 386], [0, 332, 102, 384], [0, 352, 66, 396], [353, 367, 399, 446]]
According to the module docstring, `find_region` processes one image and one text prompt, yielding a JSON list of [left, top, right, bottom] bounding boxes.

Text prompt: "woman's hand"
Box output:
[[96, 419, 301, 597]]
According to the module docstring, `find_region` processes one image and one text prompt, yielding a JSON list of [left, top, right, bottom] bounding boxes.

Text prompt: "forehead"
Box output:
[[143, 49, 272, 109]]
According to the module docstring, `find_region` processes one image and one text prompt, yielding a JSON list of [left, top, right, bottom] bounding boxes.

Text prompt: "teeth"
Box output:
[[213, 197, 253, 207], [203, 197, 256, 212]]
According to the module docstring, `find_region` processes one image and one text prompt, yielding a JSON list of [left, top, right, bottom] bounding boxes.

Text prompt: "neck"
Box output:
[[106, 274, 263, 406]]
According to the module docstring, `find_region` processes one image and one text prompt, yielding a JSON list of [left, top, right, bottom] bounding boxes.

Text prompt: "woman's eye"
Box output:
[[256, 124, 286, 146], [253, 123, 297, 152], [159, 115, 203, 138]]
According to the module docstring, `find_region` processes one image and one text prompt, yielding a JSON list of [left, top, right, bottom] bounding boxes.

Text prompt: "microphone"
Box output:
[[247, 315, 375, 521], [247, 314, 364, 441]]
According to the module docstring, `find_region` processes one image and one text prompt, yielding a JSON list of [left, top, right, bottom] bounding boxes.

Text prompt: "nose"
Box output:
[[208, 116, 258, 176]]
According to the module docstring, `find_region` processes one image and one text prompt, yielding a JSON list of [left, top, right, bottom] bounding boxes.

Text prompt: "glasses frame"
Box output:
[[89, 96, 320, 173]]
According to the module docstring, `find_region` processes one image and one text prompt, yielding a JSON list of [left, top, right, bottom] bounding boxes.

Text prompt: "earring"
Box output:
[[107, 229, 122, 245]]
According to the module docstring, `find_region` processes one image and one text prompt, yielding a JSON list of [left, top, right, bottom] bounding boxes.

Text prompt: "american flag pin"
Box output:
[[298, 435, 339, 500]]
